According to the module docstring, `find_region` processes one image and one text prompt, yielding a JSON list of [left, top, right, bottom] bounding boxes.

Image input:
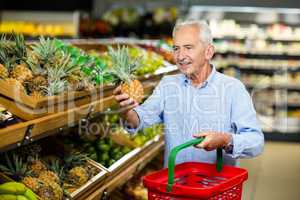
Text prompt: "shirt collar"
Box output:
[[182, 64, 216, 88]]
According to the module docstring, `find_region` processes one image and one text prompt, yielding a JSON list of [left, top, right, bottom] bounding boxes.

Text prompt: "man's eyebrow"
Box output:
[[183, 44, 194, 47]]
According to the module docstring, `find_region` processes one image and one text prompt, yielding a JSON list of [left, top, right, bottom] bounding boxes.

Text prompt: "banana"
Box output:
[[0, 182, 27, 195], [17, 195, 29, 200], [23, 189, 37, 200], [0, 194, 17, 200]]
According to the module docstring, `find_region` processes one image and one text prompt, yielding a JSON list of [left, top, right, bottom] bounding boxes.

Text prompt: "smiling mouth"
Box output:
[[178, 62, 192, 68]]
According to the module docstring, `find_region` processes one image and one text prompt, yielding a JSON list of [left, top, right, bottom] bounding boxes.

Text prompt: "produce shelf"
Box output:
[[78, 137, 165, 200], [0, 80, 161, 151]]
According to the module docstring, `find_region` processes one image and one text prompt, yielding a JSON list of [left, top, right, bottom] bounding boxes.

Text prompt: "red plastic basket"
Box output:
[[143, 138, 248, 200]]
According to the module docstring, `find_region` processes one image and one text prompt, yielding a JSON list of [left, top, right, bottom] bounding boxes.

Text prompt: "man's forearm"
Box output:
[[122, 109, 140, 129]]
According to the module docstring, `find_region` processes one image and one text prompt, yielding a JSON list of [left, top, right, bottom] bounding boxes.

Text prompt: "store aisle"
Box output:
[[241, 141, 300, 200]]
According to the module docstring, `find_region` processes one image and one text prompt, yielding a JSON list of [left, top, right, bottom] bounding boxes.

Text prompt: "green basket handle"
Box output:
[[166, 138, 223, 192]]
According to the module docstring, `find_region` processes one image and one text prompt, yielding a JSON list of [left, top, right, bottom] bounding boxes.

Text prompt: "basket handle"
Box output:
[[167, 138, 223, 192]]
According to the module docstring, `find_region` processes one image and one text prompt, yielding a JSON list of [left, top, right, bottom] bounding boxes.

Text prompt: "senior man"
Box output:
[[114, 19, 264, 166]]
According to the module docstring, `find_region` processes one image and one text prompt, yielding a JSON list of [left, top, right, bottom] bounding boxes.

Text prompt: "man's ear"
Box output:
[[205, 44, 215, 60]]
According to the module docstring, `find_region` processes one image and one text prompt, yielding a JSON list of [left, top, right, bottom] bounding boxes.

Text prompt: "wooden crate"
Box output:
[[0, 79, 115, 120], [0, 95, 116, 150], [0, 160, 107, 200]]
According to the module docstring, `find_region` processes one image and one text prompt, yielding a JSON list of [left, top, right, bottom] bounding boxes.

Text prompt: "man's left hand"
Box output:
[[193, 132, 232, 151]]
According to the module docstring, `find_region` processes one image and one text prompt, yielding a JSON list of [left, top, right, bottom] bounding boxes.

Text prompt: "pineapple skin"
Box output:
[[38, 170, 60, 184], [0, 64, 8, 79], [22, 176, 41, 193], [28, 160, 47, 177], [37, 180, 63, 200], [26, 75, 48, 94], [121, 79, 144, 103], [10, 64, 33, 83], [67, 166, 89, 186]]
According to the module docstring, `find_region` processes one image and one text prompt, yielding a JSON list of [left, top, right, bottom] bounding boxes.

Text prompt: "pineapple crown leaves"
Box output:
[[30, 36, 59, 66], [0, 152, 31, 180], [41, 79, 67, 96], [0, 34, 14, 69], [64, 152, 89, 170], [107, 45, 142, 84], [46, 158, 66, 181], [11, 33, 28, 64]]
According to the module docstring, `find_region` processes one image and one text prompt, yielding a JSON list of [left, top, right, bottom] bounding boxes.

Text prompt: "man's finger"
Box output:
[[113, 86, 122, 95], [193, 132, 209, 138], [115, 93, 129, 102], [195, 137, 210, 149], [120, 98, 134, 107]]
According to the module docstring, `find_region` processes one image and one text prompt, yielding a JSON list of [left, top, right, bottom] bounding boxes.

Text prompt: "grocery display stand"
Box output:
[[0, 38, 178, 199]]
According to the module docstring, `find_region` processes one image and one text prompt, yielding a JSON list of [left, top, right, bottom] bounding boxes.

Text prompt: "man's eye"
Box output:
[[173, 47, 179, 51], [186, 46, 192, 50]]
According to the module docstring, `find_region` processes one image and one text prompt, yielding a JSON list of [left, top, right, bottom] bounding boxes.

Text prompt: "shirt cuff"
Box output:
[[124, 107, 144, 134], [230, 133, 242, 158]]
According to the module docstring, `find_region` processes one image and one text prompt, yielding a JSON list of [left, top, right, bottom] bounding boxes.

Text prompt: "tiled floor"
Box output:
[[241, 141, 300, 200]]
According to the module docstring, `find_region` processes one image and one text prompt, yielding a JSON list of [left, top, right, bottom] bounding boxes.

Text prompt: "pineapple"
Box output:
[[38, 170, 60, 184], [25, 75, 48, 95], [10, 63, 33, 83], [108, 45, 144, 103], [30, 36, 59, 68], [64, 152, 90, 186], [27, 159, 47, 177], [11, 33, 27, 63], [67, 166, 89, 186], [66, 70, 94, 91], [0, 36, 13, 76], [43, 79, 67, 96], [64, 152, 88, 168], [0, 63, 8, 79], [37, 180, 63, 200], [22, 176, 41, 193]]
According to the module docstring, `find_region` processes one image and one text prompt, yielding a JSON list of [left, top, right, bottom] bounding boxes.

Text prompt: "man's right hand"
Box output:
[[113, 86, 139, 114], [113, 86, 140, 129]]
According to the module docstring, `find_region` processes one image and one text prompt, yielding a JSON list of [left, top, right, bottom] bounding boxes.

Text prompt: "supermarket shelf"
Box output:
[[246, 83, 300, 91], [216, 51, 300, 60], [0, 81, 160, 151], [230, 65, 300, 74], [78, 137, 165, 200], [263, 131, 300, 142], [214, 36, 300, 43]]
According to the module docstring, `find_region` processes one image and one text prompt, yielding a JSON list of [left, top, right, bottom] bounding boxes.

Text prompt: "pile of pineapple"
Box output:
[[0, 34, 98, 98], [0, 143, 99, 200]]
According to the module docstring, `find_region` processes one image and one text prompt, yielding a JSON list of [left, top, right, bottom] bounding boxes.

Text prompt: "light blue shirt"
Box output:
[[126, 65, 264, 166]]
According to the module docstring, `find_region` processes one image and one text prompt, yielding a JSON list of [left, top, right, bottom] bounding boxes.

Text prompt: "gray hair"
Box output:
[[172, 20, 213, 45]]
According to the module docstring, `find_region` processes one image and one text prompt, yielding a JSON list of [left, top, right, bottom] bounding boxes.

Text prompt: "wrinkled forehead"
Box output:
[[173, 25, 202, 45]]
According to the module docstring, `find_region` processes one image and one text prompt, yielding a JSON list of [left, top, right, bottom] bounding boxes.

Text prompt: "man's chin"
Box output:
[[179, 68, 193, 76]]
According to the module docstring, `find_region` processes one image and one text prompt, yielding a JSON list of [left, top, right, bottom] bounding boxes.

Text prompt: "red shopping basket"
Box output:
[[143, 138, 248, 200]]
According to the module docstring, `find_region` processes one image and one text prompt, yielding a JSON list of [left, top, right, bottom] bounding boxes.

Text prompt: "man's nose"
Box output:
[[177, 50, 186, 60]]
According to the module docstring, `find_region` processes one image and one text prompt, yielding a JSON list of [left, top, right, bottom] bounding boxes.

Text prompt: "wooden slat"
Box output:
[[79, 139, 165, 200]]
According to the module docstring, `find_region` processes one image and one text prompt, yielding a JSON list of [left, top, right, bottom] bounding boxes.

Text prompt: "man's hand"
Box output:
[[193, 132, 232, 151], [113, 86, 139, 113], [113, 86, 140, 129]]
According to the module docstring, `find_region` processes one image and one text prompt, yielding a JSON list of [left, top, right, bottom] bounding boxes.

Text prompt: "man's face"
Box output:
[[173, 25, 212, 76]]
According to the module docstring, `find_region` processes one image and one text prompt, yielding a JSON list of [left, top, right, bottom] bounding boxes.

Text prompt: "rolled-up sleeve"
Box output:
[[229, 81, 264, 159], [125, 77, 165, 134]]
